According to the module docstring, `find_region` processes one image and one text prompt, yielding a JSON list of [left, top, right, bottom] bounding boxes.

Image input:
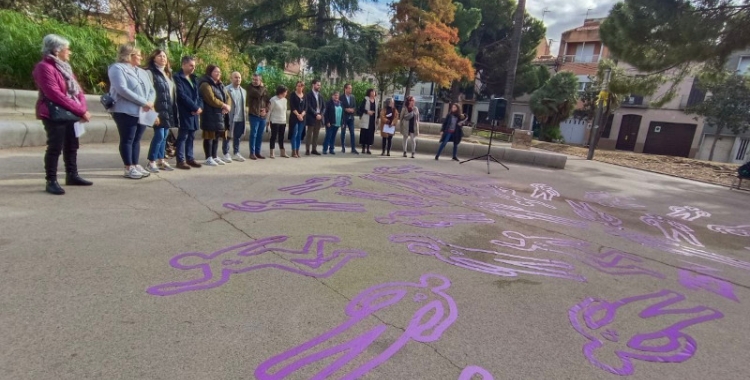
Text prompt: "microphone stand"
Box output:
[[459, 121, 510, 174]]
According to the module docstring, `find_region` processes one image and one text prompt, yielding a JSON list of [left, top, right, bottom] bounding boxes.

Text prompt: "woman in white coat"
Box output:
[[399, 95, 420, 158]]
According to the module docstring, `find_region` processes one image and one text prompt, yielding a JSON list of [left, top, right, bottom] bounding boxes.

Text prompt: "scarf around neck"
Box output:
[[47, 54, 81, 101]]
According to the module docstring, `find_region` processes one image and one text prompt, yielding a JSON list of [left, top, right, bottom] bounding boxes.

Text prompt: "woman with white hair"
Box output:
[[32, 34, 93, 195], [108, 44, 156, 180]]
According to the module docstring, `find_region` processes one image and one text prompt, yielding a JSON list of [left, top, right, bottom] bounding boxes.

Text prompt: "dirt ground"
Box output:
[[532, 141, 747, 188]]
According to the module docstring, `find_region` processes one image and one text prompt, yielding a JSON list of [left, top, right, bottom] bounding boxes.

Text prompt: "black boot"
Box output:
[[46, 180, 65, 195], [66, 173, 93, 186]]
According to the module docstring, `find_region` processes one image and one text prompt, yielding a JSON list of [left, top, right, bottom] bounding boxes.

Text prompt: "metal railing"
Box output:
[[561, 55, 600, 63]]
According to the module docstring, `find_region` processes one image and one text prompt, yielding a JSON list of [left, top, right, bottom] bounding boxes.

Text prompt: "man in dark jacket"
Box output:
[[339, 83, 358, 154], [173, 56, 204, 169], [246, 73, 269, 160], [305, 79, 326, 155]]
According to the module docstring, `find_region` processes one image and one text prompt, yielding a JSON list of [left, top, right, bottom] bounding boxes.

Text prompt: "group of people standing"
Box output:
[[33, 34, 468, 195]]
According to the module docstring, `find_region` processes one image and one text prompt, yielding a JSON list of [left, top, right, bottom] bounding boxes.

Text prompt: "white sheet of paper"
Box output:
[[74, 122, 86, 138], [139, 110, 158, 126], [383, 124, 396, 134]]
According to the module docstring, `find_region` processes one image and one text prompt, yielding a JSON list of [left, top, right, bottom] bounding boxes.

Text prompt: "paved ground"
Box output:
[[0, 143, 748, 380]]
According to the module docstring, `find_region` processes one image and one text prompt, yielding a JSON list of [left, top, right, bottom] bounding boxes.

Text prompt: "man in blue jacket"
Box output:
[[173, 56, 204, 169]]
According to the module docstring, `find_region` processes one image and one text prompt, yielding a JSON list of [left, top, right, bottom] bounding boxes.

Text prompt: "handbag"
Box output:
[[100, 93, 115, 110], [44, 98, 80, 122]]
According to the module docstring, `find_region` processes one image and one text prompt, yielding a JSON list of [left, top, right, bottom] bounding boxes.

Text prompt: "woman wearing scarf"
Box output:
[[379, 98, 399, 156], [198, 65, 232, 166], [399, 96, 420, 158], [323, 91, 343, 155], [358, 88, 377, 154], [145, 49, 177, 173], [435, 103, 465, 161], [32, 34, 93, 195]]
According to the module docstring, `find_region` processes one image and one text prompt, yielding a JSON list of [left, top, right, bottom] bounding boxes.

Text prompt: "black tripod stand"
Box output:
[[460, 123, 510, 174]]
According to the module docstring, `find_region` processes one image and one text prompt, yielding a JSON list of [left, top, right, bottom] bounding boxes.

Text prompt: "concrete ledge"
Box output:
[[0, 120, 28, 149], [0, 89, 15, 109]]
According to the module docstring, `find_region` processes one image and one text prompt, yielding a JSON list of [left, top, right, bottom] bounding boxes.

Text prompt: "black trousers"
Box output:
[[270, 123, 286, 149], [203, 138, 219, 159], [381, 135, 393, 154], [43, 119, 79, 181]]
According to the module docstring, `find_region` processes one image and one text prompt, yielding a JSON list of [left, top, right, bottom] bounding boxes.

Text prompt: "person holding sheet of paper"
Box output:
[[379, 98, 399, 156]]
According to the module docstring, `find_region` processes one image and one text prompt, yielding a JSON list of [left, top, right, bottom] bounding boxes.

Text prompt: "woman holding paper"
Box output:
[[32, 34, 93, 195], [108, 44, 156, 179], [379, 98, 399, 156], [145, 49, 177, 173]]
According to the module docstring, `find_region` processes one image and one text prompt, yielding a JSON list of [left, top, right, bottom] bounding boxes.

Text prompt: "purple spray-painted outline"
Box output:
[[458, 366, 495, 380], [667, 206, 711, 222], [467, 201, 587, 228], [566, 200, 623, 228], [390, 234, 586, 282], [678, 269, 739, 302], [146, 235, 367, 296], [372, 165, 423, 175], [414, 170, 490, 182], [223, 199, 366, 213], [277, 176, 352, 195], [569, 289, 724, 376], [254, 273, 458, 380], [530, 183, 561, 201], [584, 191, 645, 209], [473, 184, 556, 209], [360, 174, 449, 197], [412, 177, 487, 197], [336, 188, 451, 208], [376, 210, 496, 228], [707, 224, 750, 237], [641, 214, 704, 247]]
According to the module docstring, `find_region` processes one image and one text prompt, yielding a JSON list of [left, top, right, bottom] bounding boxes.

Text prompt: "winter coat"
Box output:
[[32, 56, 88, 120], [173, 70, 203, 131], [108, 62, 155, 117], [379, 106, 399, 137], [399, 106, 420, 137], [147, 65, 177, 129], [198, 76, 231, 132], [441, 113, 465, 144], [246, 83, 269, 117]]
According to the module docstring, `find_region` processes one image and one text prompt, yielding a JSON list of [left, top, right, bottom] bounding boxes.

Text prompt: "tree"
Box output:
[[377, 0, 475, 96], [686, 72, 750, 161], [446, 1, 481, 102], [529, 71, 579, 142]]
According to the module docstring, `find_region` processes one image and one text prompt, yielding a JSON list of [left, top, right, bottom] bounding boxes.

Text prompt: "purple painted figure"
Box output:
[[584, 191, 645, 209], [372, 164, 422, 175], [390, 234, 586, 282], [678, 270, 739, 302], [360, 174, 448, 197], [468, 202, 587, 228], [473, 184, 556, 208], [414, 170, 489, 182], [530, 183, 560, 201], [707, 224, 750, 237], [278, 176, 352, 195], [254, 273, 458, 380], [376, 210, 495, 228], [566, 200, 623, 228], [336, 188, 450, 208], [147, 235, 367, 296], [412, 177, 486, 197], [641, 214, 704, 247], [569, 289, 724, 376], [667, 206, 711, 222], [458, 366, 495, 380], [223, 199, 366, 213]]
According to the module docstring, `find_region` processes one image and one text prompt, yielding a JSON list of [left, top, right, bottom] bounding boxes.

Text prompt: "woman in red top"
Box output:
[[32, 34, 93, 195]]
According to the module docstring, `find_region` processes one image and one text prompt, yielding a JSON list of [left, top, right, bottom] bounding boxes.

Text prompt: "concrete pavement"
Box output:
[[0, 143, 748, 380]]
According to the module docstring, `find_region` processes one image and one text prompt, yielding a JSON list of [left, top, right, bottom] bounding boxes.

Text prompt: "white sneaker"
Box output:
[[135, 165, 151, 177], [214, 157, 226, 165], [123, 166, 143, 179], [234, 153, 246, 162], [158, 160, 174, 171], [205, 158, 218, 166], [147, 162, 160, 173], [223, 153, 233, 163]]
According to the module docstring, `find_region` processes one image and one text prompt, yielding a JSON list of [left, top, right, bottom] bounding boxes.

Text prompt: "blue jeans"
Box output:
[[176, 129, 196, 162], [249, 115, 265, 155], [147, 127, 169, 161], [291, 120, 305, 150], [436, 132, 458, 158], [323, 126, 339, 153], [113, 113, 147, 166], [340, 118, 356, 151], [223, 121, 246, 155]]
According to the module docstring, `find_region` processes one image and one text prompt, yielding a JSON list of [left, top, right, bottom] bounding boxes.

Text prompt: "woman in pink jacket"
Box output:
[[32, 34, 93, 195]]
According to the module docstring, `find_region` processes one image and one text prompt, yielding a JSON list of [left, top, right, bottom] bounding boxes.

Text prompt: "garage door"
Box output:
[[643, 122, 697, 157]]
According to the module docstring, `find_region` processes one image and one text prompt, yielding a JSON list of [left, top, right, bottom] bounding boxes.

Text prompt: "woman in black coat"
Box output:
[[435, 103, 465, 161], [145, 49, 178, 173]]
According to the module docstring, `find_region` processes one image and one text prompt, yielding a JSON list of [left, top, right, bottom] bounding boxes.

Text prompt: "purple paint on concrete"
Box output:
[[707, 224, 750, 237], [678, 260, 722, 275], [473, 184, 556, 209], [146, 235, 367, 296], [361, 174, 449, 197], [458, 366, 495, 380], [640, 214, 704, 247], [667, 206, 711, 222], [468, 202, 587, 228], [413, 177, 486, 197], [530, 183, 560, 201], [254, 273, 458, 380], [390, 234, 586, 282], [414, 170, 489, 182], [376, 210, 495, 228], [582, 249, 666, 279], [569, 289, 724, 376], [277, 175, 352, 195], [678, 269, 740, 302], [372, 164, 423, 175], [584, 191, 645, 209], [566, 200, 623, 228], [336, 188, 451, 208], [223, 199, 366, 213]]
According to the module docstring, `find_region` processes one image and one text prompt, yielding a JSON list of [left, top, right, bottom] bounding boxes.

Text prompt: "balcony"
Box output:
[[621, 95, 648, 108], [561, 55, 600, 64]]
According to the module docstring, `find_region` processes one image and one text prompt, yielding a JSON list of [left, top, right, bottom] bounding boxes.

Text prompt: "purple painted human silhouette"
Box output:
[[390, 234, 586, 282], [584, 191, 645, 209], [147, 235, 367, 296], [569, 289, 724, 376], [223, 199, 366, 213], [566, 200, 623, 228], [360, 174, 448, 197], [458, 366, 495, 380], [582, 249, 666, 279], [707, 224, 750, 237], [277, 176, 352, 195], [376, 210, 495, 228], [678, 269, 739, 302], [372, 164, 422, 175], [667, 206, 711, 221], [640, 214, 704, 247], [467, 202, 587, 228], [530, 183, 560, 201], [336, 188, 451, 208], [254, 273, 458, 380], [412, 177, 486, 197], [473, 184, 556, 208], [414, 170, 489, 182]]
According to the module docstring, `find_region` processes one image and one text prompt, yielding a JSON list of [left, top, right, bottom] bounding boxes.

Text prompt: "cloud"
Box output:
[[351, 2, 391, 28], [526, 0, 618, 54]]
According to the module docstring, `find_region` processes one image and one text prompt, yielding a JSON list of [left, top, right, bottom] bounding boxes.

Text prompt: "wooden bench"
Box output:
[[473, 123, 514, 142]]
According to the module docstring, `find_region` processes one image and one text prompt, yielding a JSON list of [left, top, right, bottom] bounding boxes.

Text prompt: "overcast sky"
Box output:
[[351, 0, 619, 55]]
